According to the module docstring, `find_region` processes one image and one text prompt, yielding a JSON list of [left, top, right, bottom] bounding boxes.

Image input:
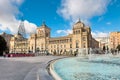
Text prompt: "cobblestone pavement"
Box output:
[[0, 56, 66, 80]]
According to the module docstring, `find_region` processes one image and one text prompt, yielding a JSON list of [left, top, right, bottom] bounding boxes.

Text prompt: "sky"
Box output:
[[0, 0, 120, 38]]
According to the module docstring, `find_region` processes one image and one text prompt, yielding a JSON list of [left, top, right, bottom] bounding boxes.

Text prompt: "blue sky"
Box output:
[[0, 0, 120, 38]]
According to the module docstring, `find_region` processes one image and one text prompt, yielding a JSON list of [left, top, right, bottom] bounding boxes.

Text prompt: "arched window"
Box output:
[[64, 45, 66, 48], [32, 46, 33, 50], [76, 31, 78, 34], [76, 40, 79, 48], [70, 38, 72, 42], [83, 37, 86, 41], [41, 44, 43, 50], [83, 43, 86, 48], [78, 30, 80, 34], [70, 44, 72, 48], [46, 33, 48, 37], [54, 45, 56, 48], [74, 31, 75, 34], [61, 45, 62, 48]]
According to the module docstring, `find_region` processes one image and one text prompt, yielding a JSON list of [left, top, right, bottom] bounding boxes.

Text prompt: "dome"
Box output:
[[73, 19, 85, 29]]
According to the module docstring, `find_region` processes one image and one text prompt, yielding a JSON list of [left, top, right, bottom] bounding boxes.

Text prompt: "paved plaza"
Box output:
[[0, 56, 66, 80]]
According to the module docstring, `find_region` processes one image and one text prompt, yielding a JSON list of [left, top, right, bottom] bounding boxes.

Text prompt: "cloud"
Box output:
[[56, 29, 109, 38], [92, 31, 109, 38], [106, 22, 111, 25], [57, 0, 110, 21], [0, 0, 37, 35], [57, 0, 111, 36], [56, 29, 72, 35], [24, 20, 37, 34]]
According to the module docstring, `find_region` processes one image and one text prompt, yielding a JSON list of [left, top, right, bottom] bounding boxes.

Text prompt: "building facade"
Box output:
[[95, 37, 109, 50], [10, 20, 99, 55], [9, 34, 28, 53], [110, 32, 120, 49]]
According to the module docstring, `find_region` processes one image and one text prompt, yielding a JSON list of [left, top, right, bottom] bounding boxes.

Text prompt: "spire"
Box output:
[[17, 20, 26, 38], [75, 18, 81, 24], [42, 20, 46, 26], [78, 18, 81, 22]]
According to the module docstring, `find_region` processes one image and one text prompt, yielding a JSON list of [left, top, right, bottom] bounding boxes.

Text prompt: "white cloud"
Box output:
[[106, 22, 111, 25], [92, 31, 109, 38], [57, 0, 111, 36], [0, 0, 37, 35], [57, 0, 110, 21], [56, 29, 72, 35], [56, 30, 109, 38], [24, 20, 37, 34]]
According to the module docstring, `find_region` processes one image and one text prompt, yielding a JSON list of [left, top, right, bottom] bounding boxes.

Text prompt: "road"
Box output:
[[0, 56, 66, 80]]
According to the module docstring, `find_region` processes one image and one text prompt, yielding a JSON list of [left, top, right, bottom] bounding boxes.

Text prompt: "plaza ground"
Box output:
[[0, 56, 66, 80]]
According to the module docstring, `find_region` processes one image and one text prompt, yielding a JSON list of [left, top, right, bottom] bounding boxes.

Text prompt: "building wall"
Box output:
[[110, 32, 120, 49], [95, 37, 109, 49], [91, 38, 99, 48], [9, 34, 28, 53], [9, 20, 99, 55], [28, 20, 98, 55]]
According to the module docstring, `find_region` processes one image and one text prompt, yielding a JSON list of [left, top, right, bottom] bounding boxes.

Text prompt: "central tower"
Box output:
[[36, 22, 50, 52]]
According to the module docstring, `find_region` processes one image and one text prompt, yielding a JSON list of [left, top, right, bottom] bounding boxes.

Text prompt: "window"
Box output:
[[64, 45, 66, 48], [57, 44, 59, 48], [70, 44, 72, 48], [61, 45, 62, 48], [78, 30, 80, 34], [83, 37, 86, 41], [46, 33, 49, 37], [82, 29, 86, 32], [54, 45, 56, 48], [74, 31, 75, 34], [70, 38, 72, 42], [41, 44, 43, 49], [83, 43, 86, 48], [76, 31, 77, 34], [76, 41, 79, 48], [32, 46, 33, 50]]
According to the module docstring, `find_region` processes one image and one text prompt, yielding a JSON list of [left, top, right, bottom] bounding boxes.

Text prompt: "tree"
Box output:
[[0, 35, 7, 56], [116, 45, 120, 51]]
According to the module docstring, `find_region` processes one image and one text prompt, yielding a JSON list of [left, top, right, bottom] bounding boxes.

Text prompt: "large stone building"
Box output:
[[10, 20, 99, 55], [9, 33, 28, 53], [110, 32, 120, 49], [9, 21, 28, 53]]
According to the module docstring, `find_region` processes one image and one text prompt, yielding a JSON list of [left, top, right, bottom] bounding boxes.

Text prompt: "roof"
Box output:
[[38, 21, 50, 30], [73, 19, 85, 29], [49, 35, 72, 41]]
